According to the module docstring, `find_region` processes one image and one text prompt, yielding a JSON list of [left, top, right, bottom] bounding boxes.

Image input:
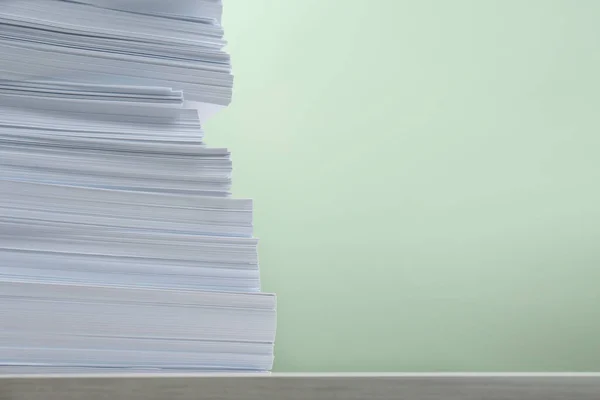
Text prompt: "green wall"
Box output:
[[206, 0, 600, 372]]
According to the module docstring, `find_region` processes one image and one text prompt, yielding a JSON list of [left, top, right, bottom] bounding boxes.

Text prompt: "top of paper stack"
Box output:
[[0, 0, 230, 121]]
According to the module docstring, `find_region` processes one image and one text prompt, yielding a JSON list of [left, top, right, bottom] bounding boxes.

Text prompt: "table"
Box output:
[[1, 373, 600, 400]]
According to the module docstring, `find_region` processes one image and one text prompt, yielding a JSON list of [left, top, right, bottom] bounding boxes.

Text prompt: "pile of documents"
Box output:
[[0, 0, 276, 373]]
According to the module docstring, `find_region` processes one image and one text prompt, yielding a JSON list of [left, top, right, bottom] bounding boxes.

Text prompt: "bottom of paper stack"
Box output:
[[0, 281, 276, 373]]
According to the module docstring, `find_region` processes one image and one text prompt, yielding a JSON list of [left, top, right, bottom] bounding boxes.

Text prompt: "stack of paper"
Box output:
[[0, 0, 276, 373]]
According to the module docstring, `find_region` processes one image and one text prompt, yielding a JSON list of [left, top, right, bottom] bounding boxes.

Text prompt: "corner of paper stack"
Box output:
[[0, 0, 276, 374]]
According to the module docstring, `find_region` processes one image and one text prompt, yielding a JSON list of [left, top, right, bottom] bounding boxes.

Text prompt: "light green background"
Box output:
[[206, 0, 600, 372]]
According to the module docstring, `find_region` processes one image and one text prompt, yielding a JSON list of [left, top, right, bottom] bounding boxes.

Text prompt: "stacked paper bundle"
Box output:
[[0, 0, 276, 373]]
